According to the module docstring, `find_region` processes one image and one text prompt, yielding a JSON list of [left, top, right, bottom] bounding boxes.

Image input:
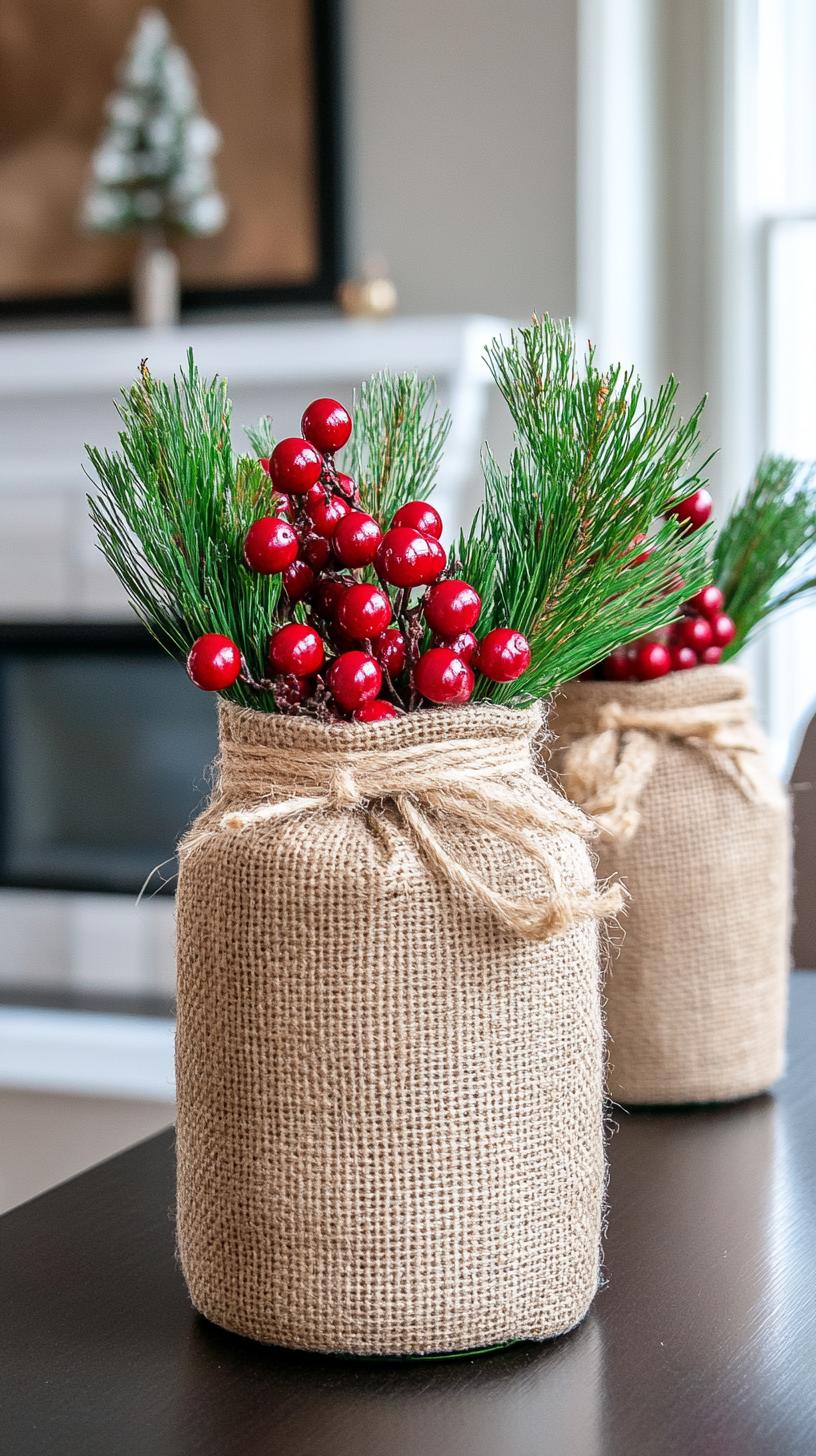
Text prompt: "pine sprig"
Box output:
[[348, 372, 450, 523], [452, 317, 713, 701], [714, 455, 816, 657], [86, 352, 282, 709], [244, 416, 277, 458]]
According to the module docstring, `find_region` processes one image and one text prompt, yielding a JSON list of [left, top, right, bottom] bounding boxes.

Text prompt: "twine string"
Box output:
[[560, 694, 781, 844], [182, 730, 623, 940]]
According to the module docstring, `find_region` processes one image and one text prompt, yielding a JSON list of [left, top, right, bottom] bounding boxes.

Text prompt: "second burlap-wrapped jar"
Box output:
[[549, 665, 791, 1106], [175, 699, 620, 1357]]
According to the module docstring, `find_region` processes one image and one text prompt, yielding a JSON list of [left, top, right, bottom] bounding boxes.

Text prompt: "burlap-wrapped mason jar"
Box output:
[[175, 700, 620, 1356], [549, 665, 791, 1106]]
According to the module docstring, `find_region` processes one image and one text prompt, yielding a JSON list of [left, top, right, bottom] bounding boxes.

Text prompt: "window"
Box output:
[[734, 0, 816, 772]]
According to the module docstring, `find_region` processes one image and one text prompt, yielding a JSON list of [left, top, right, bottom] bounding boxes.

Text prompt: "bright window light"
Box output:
[[751, 1, 816, 771]]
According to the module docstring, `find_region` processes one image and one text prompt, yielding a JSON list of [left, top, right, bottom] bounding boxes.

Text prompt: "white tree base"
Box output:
[[133, 241, 180, 329]]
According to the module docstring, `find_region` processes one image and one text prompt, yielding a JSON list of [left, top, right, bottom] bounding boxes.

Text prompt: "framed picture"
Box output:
[[0, 0, 343, 316]]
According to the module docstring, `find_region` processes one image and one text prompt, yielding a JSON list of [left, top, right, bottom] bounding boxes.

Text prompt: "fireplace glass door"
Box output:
[[0, 625, 217, 895]]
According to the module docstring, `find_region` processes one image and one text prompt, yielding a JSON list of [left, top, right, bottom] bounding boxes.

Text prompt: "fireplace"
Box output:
[[0, 622, 217, 896], [0, 622, 218, 1008]]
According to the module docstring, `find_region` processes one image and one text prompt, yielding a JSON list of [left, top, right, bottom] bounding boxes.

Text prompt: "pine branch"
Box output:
[[452, 317, 713, 701], [244, 416, 277, 457], [713, 454, 816, 656], [86, 352, 282, 710], [348, 372, 450, 523]]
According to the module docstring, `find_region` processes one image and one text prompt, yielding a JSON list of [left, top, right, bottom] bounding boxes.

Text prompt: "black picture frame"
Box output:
[[0, 0, 344, 322]]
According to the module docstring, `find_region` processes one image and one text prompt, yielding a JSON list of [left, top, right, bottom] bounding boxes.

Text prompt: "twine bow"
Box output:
[[559, 695, 782, 845], [184, 724, 623, 941]]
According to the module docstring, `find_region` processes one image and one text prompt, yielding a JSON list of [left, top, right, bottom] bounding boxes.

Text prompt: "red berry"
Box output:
[[311, 577, 346, 621], [333, 510, 382, 567], [308, 493, 350, 537], [328, 623, 358, 654], [414, 647, 475, 704], [474, 628, 532, 683], [391, 500, 443, 540], [676, 615, 714, 652], [376, 527, 447, 587], [243, 516, 299, 574], [282, 558, 315, 602], [603, 648, 635, 681], [273, 492, 294, 520], [633, 641, 671, 680], [423, 578, 481, 635], [301, 533, 332, 571], [373, 628, 407, 676], [671, 644, 699, 671], [328, 651, 382, 711], [268, 624, 324, 677], [335, 471, 358, 500], [667, 487, 714, 531], [269, 437, 323, 495], [711, 612, 736, 647], [628, 533, 655, 567], [432, 628, 478, 663], [353, 700, 401, 723], [701, 645, 723, 664], [187, 634, 242, 691], [688, 584, 724, 619], [301, 398, 352, 454], [336, 583, 392, 640]]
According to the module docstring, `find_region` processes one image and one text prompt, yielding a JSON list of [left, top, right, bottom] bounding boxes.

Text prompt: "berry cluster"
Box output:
[[186, 398, 531, 719], [592, 487, 737, 682]]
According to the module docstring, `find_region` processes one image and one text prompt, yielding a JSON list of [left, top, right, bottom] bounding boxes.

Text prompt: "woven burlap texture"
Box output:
[[549, 665, 791, 1106], [175, 700, 607, 1356]]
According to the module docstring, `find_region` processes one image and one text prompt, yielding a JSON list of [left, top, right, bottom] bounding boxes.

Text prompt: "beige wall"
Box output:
[[344, 0, 578, 319]]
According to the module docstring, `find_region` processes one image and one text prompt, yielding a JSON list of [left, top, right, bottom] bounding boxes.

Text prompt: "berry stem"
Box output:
[[401, 604, 425, 711], [395, 586, 411, 623], [239, 661, 277, 693], [380, 655, 406, 709], [320, 451, 356, 504]]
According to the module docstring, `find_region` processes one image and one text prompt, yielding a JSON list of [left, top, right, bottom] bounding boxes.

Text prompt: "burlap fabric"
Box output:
[[175, 700, 612, 1356], [549, 665, 791, 1106]]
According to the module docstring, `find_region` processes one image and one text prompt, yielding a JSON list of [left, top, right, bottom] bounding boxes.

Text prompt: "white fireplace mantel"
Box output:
[[0, 313, 506, 401]]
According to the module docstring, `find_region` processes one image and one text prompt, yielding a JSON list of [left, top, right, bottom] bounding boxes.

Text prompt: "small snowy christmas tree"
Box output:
[[82, 9, 226, 238], [81, 9, 226, 325]]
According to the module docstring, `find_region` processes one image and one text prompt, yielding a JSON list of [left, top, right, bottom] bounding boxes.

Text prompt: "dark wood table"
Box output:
[[3, 975, 816, 1456]]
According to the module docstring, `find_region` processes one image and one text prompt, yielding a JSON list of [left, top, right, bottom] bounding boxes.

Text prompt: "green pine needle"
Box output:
[[714, 455, 816, 658], [244, 415, 277, 457], [86, 351, 282, 710], [347, 372, 451, 523]]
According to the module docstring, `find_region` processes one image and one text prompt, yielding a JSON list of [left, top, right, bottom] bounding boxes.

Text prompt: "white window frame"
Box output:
[[725, 0, 816, 775]]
